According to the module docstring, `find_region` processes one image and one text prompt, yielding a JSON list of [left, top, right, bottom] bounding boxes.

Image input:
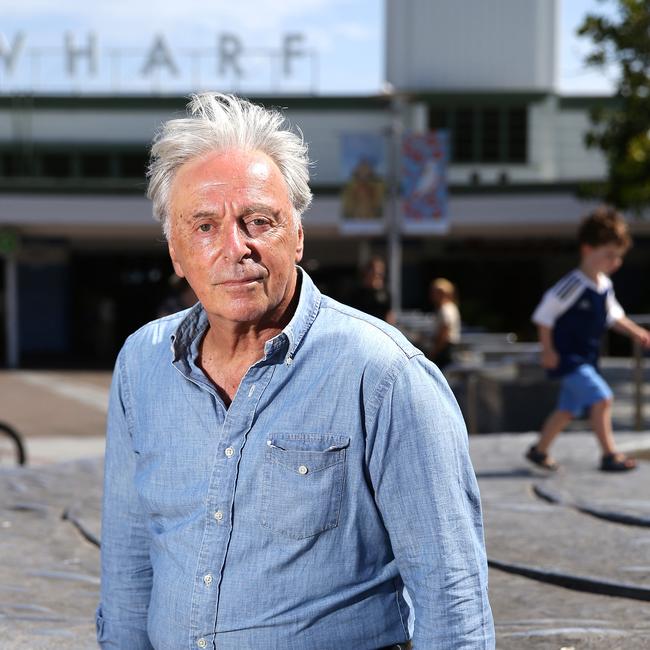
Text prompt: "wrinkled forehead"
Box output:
[[170, 148, 291, 212]]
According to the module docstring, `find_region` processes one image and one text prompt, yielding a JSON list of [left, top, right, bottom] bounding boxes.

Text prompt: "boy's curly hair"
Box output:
[[577, 205, 631, 251]]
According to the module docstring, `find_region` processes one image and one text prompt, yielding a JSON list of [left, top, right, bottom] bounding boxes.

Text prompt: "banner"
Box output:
[[339, 132, 387, 235], [401, 131, 450, 234]]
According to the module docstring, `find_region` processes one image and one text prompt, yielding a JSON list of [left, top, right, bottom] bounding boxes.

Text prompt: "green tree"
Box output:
[[579, 0, 650, 214]]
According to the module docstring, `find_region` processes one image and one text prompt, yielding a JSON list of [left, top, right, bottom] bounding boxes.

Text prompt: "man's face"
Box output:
[[581, 242, 626, 277], [167, 148, 304, 328]]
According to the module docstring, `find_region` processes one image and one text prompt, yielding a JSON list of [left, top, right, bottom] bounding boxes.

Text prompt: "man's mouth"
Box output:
[[218, 277, 263, 286]]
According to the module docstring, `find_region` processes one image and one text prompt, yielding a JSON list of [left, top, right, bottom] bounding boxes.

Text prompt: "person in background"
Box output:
[[157, 275, 198, 317], [527, 206, 650, 472], [350, 255, 395, 323], [429, 277, 461, 370]]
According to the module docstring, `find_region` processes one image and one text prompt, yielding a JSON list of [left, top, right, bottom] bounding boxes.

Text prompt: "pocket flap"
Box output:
[[266, 434, 350, 473], [267, 433, 350, 453]]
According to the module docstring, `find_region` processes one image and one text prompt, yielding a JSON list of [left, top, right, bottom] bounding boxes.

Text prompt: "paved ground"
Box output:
[[0, 371, 108, 466], [475, 432, 650, 649], [1, 369, 650, 648]]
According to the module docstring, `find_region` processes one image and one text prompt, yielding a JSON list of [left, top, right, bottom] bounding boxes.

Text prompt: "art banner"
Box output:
[[401, 131, 450, 234], [339, 132, 387, 235]]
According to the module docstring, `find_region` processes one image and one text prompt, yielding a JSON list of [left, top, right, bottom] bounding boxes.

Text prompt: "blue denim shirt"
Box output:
[[97, 269, 494, 650]]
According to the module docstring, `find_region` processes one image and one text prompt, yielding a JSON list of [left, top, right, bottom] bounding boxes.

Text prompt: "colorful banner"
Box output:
[[339, 132, 387, 235], [401, 131, 450, 234]]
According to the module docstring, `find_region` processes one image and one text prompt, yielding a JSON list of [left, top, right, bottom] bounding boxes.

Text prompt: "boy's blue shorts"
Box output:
[[557, 364, 612, 417]]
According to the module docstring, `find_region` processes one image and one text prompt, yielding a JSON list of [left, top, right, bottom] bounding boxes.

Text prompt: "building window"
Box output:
[[80, 153, 111, 178], [480, 108, 501, 163], [1, 152, 25, 177], [453, 108, 475, 163], [428, 105, 528, 164], [119, 153, 148, 178], [507, 107, 527, 162], [41, 153, 71, 178], [429, 108, 448, 130]]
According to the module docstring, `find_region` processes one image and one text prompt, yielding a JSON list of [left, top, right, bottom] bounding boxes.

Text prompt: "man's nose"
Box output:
[[221, 222, 251, 261]]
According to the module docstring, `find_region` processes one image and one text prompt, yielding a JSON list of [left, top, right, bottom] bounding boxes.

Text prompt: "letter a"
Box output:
[[141, 35, 179, 77]]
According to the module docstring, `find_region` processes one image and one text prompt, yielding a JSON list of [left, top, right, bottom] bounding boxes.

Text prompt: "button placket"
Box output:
[[190, 365, 275, 639]]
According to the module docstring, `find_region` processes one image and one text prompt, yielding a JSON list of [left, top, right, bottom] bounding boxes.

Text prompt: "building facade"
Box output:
[[1, 0, 648, 367]]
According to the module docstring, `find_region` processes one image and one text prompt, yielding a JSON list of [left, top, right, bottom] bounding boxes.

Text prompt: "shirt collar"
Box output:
[[276, 266, 321, 362], [575, 269, 611, 293], [170, 266, 321, 367]]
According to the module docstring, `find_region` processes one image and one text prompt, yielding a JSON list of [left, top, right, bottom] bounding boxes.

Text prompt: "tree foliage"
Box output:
[[579, 0, 650, 214]]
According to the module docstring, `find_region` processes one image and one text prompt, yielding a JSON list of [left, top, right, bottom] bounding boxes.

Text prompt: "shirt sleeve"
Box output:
[[438, 304, 452, 328], [97, 348, 154, 649], [531, 288, 564, 328], [367, 355, 495, 649], [606, 289, 625, 326]]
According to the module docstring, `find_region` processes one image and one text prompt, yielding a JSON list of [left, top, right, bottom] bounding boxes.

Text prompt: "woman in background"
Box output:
[[429, 278, 461, 370]]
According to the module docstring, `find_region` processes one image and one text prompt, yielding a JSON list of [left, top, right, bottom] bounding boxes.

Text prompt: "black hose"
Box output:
[[533, 482, 650, 527], [488, 557, 650, 601], [0, 421, 27, 466]]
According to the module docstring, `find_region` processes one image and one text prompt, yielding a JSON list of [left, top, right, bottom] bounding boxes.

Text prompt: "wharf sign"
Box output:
[[0, 32, 316, 93]]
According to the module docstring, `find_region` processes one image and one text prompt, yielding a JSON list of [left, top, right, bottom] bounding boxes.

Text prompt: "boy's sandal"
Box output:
[[600, 453, 637, 472], [525, 445, 558, 471]]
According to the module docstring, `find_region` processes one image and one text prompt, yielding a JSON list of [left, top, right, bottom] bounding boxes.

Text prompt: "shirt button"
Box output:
[[224, 447, 234, 458], [298, 465, 309, 475], [214, 510, 223, 522], [203, 573, 213, 586], [197, 639, 207, 649]]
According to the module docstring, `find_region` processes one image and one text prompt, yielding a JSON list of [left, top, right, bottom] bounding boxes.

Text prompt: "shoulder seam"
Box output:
[[320, 302, 422, 360], [552, 272, 584, 299], [116, 348, 136, 442]]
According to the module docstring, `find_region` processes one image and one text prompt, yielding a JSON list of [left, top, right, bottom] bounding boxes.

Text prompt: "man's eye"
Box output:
[[198, 223, 212, 233], [245, 217, 271, 231]]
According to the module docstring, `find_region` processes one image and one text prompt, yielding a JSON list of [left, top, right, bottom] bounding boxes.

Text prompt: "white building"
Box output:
[[0, 0, 647, 367]]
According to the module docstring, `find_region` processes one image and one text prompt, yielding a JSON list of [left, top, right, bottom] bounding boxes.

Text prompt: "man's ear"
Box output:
[[295, 223, 304, 263], [168, 241, 186, 278]]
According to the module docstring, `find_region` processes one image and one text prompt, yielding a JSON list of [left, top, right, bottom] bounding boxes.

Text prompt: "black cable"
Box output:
[[488, 557, 650, 601], [62, 508, 101, 548], [533, 482, 650, 527]]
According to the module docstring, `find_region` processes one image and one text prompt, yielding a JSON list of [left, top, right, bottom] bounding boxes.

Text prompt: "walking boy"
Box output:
[[527, 206, 650, 472]]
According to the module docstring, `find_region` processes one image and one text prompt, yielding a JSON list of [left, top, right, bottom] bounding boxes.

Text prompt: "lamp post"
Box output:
[[387, 92, 404, 316]]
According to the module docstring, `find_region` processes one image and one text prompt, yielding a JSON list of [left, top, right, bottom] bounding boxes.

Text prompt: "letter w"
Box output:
[[0, 32, 25, 74]]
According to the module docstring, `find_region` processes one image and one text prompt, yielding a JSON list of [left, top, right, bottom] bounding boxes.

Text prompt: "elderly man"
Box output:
[[97, 93, 494, 650]]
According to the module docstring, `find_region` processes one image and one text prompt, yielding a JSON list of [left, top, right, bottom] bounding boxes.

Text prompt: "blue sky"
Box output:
[[0, 0, 618, 95], [559, 0, 618, 93]]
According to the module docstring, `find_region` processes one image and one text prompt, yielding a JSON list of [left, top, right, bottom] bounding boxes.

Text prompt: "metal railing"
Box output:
[[629, 315, 650, 431], [397, 310, 650, 433]]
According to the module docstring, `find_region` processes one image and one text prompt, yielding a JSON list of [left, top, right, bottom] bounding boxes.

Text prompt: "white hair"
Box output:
[[146, 93, 312, 238]]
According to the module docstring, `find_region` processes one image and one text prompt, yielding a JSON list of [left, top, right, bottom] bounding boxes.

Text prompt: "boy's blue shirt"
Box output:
[[532, 269, 625, 378]]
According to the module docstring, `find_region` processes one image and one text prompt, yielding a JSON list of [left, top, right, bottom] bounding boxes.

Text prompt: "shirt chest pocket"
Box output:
[[260, 433, 350, 540]]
